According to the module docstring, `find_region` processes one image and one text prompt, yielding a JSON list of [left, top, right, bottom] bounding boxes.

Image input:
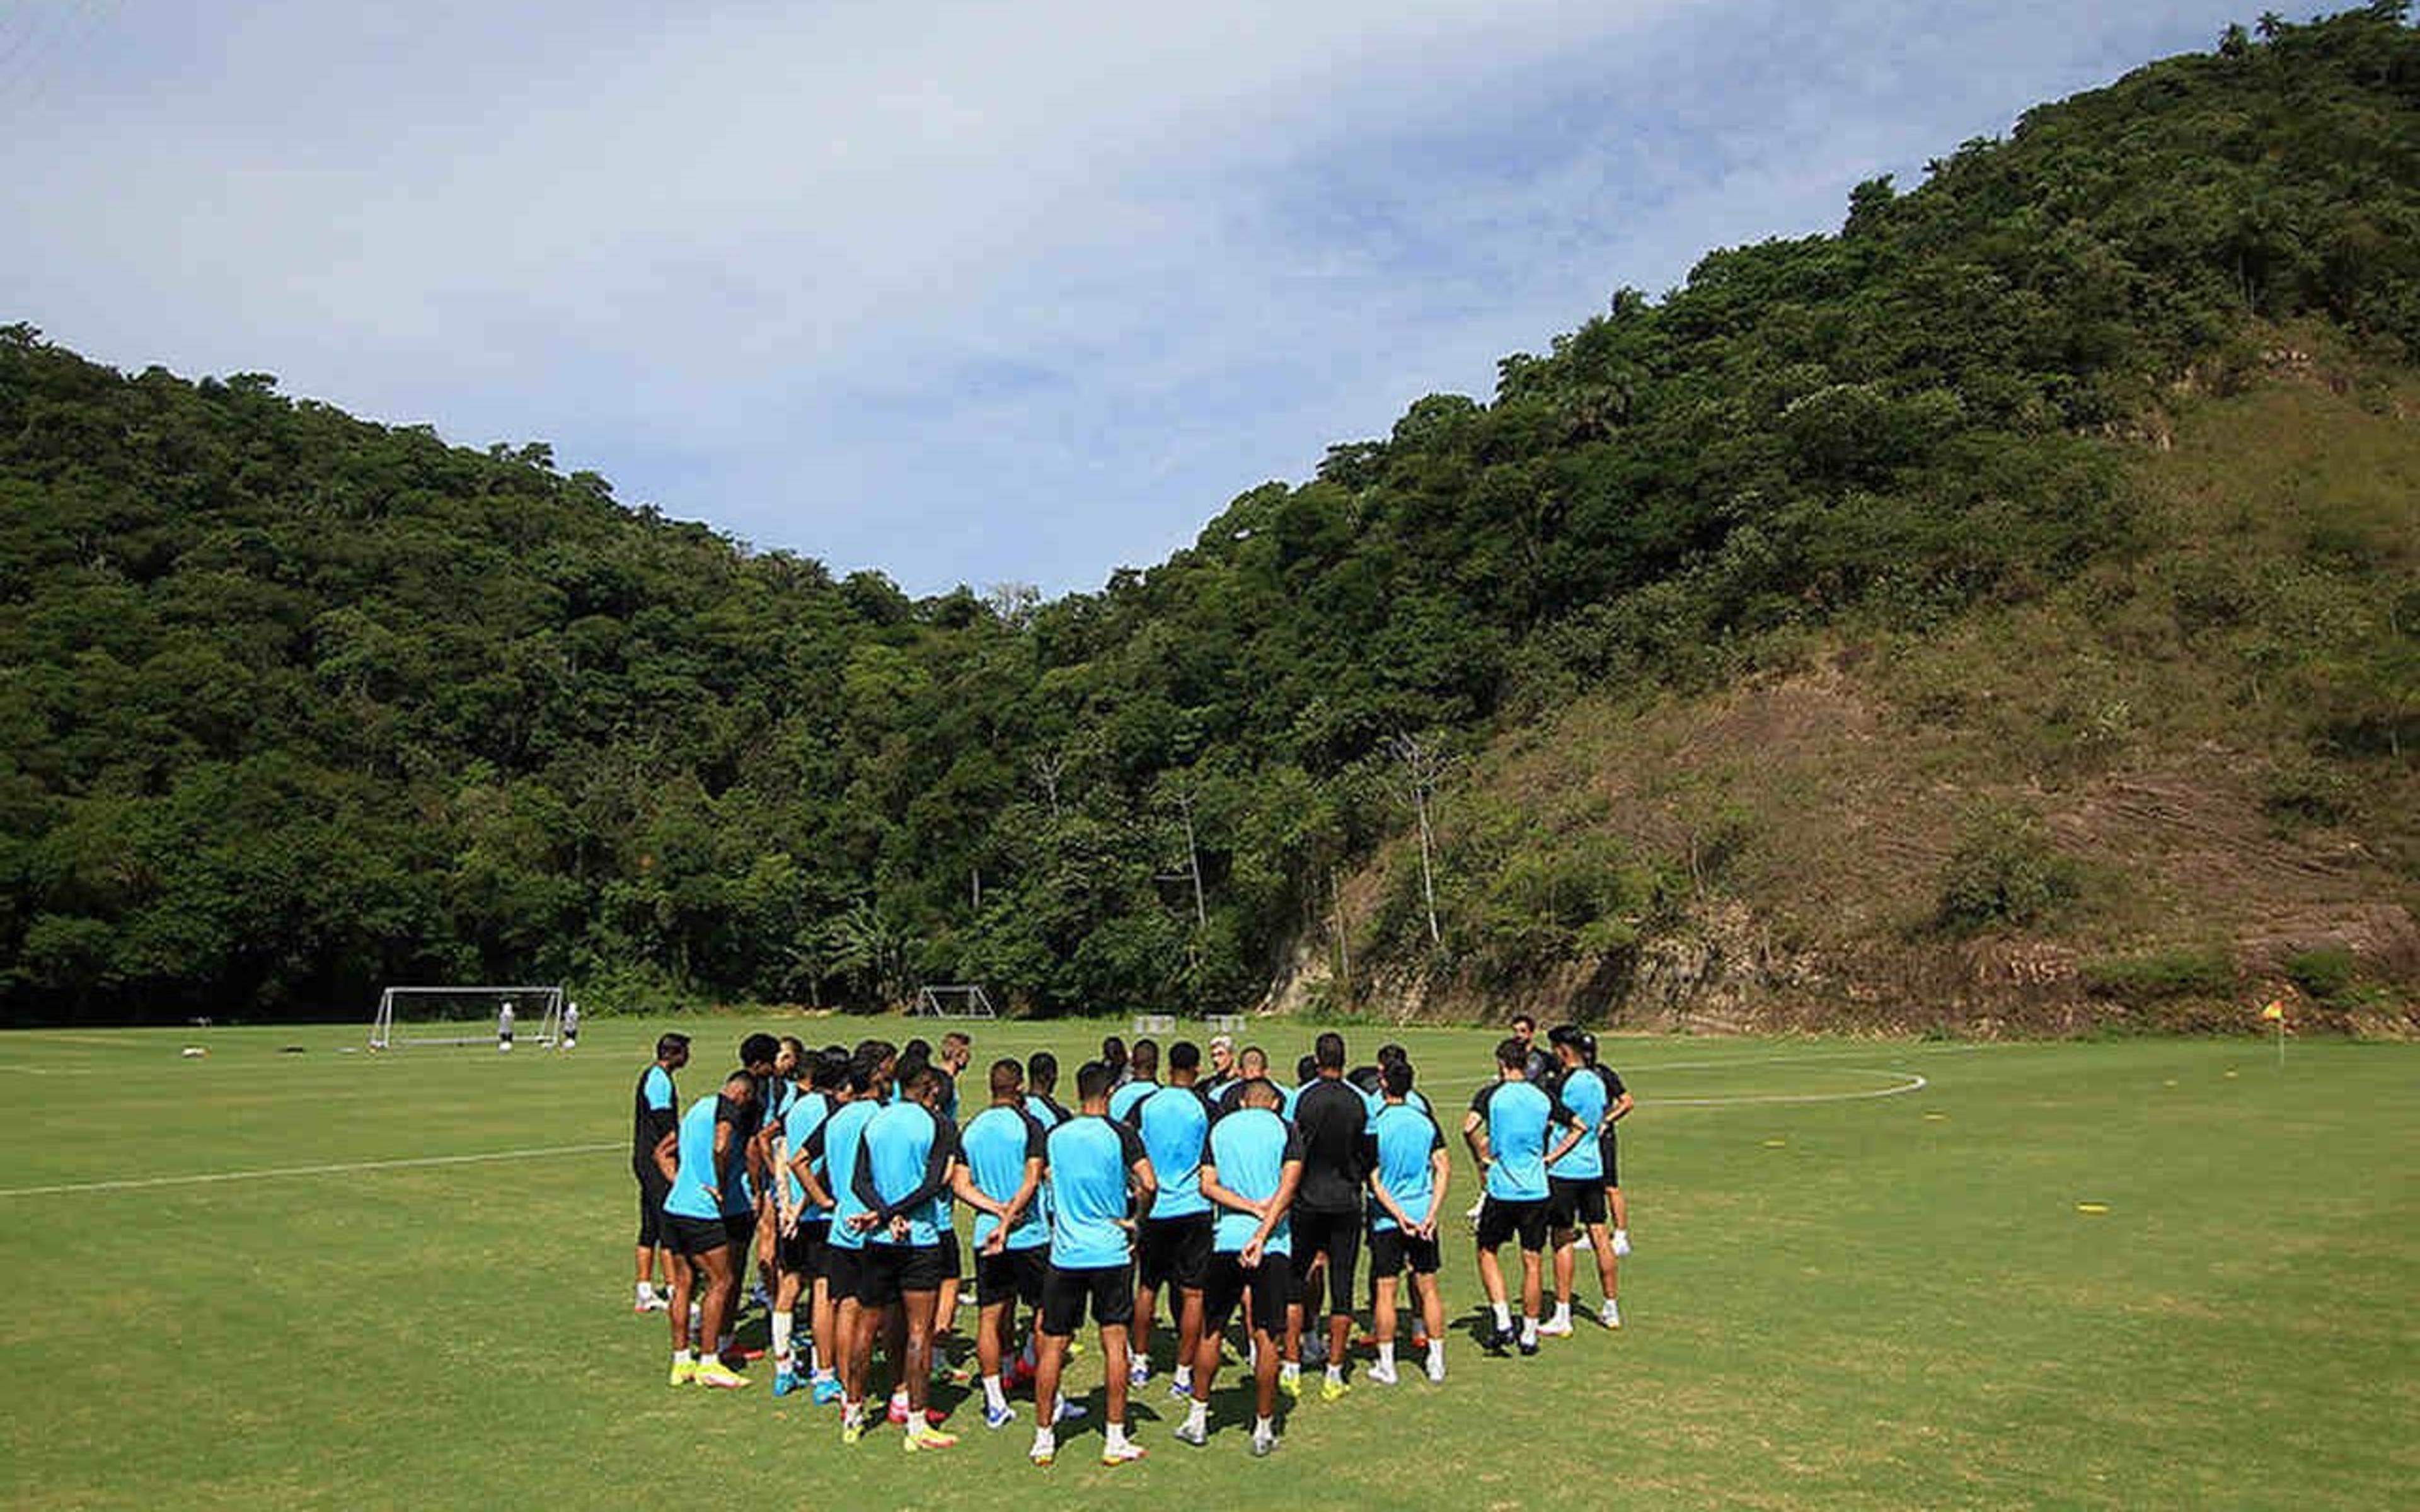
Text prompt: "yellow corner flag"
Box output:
[[2261, 1000, 2286, 1022]]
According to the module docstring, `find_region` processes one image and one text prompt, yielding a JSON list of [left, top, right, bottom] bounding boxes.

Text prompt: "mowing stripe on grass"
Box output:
[[0, 1142, 625, 1198]]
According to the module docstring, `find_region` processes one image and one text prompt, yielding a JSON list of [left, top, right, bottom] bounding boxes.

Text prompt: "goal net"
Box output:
[[371, 986, 563, 1049], [914, 984, 998, 1019]]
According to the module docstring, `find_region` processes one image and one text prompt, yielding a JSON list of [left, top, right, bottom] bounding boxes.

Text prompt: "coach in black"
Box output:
[[1286, 1030, 1369, 1400]]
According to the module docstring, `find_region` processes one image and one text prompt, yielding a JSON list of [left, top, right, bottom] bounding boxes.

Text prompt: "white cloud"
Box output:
[[2, 0, 2251, 593]]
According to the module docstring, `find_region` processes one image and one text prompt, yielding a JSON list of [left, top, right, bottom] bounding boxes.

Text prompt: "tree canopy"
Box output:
[[4, 9, 2417, 1023]]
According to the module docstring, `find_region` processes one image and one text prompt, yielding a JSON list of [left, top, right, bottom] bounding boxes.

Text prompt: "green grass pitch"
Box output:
[[2, 1018, 2413, 1509]]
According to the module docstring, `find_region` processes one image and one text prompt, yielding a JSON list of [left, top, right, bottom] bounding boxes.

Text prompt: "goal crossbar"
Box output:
[[372, 985, 563, 1049], [914, 985, 998, 1019]]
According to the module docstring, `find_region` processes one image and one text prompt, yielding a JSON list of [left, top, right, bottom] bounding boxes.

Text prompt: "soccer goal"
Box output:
[[371, 985, 563, 1050], [914, 984, 998, 1020]]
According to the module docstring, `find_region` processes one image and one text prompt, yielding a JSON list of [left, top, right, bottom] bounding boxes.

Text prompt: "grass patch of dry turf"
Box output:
[[2, 1019, 2414, 1509]]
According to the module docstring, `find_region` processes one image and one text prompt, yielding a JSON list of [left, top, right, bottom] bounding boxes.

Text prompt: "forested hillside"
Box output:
[[4, 8, 2416, 1026]]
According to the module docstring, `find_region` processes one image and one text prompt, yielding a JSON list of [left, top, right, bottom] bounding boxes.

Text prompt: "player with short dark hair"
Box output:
[[1100, 1035, 1130, 1087], [1025, 1051, 1071, 1127], [771, 1047, 844, 1397], [1108, 1039, 1160, 1123], [735, 1033, 783, 1320], [1285, 1030, 1368, 1400], [657, 1068, 761, 1389], [1507, 1015, 1553, 1085], [1029, 1061, 1157, 1468], [1363, 1060, 1450, 1383], [632, 1033, 691, 1313], [1131, 1040, 1213, 1397], [1464, 1038, 1586, 1356], [1542, 1031, 1635, 1332], [961, 1058, 1049, 1429], [1216, 1047, 1270, 1116], [851, 1065, 1010, 1453], [1186, 1077, 1303, 1457], [801, 1049, 890, 1442]]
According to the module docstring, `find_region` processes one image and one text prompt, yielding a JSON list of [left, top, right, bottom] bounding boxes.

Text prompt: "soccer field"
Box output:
[[3, 1019, 2413, 1510]]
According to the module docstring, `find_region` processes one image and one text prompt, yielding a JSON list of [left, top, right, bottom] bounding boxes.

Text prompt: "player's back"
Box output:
[[1207, 1106, 1300, 1255], [782, 1090, 833, 1215], [662, 1096, 725, 1219], [820, 1098, 884, 1248], [1550, 1068, 1608, 1182], [862, 1101, 948, 1245], [1367, 1102, 1444, 1230], [962, 1104, 1047, 1250], [1044, 1115, 1141, 1268], [1474, 1079, 1554, 1200], [1136, 1085, 1211, 1217], [1291, 1078, 1368, 1212]]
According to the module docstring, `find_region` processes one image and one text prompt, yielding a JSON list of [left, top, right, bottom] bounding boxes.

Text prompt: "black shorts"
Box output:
[[780, 1219, 831, 1277], [635, 1166, 672, 1247], [1476, 1196, 1552, 1252], [825, 1242, 866, 1303], [1040, 1263, 1135, 1337], [722, 1210, 758, 1254], [858, 1242, 949, 1307], [1548, 1177, 1608, 1230], [977, 1246, 1049, 1309], [1368, 1226, 1441, 1277], [937, 1229, 964, 1282], [1289, 1208, 1362, 1315], [1201, 1250, 1293, 1336], [663, 1211, 733, 1259], [1138, 1213, 1214, 1292], [1600, 1130, 1620, 1187]]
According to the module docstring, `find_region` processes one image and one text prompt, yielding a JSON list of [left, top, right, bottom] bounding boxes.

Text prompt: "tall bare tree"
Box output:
[[1388, 732, 1450, 948]]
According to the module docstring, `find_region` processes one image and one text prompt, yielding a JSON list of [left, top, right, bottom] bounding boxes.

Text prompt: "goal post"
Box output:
[[914, 984, 998, 1020], [371, 985, 563, 1049]]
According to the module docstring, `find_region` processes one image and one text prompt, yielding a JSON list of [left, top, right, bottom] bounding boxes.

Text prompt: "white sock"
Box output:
[[1173, 1365, 1192, 1391], [771, 1311, 793, 1365], [674, 1348, 695, 1365], [1376, 1342, 1395, 1368], [1105, 1421, 1131, 1452], [1551, 1302, 1571, 1327], [1253, 1414, 1275, 1439], [809, 1341, 823, 1375], [1426, 1339, 1445, 1370], [1325, 1363, 1343, 1384], [1281, 1360, 1300, 1382], [890, 1386, 909, 1409], [637, 1281, 655, 1303], [983, 1375, 1007, 1412], [1520, 1317, 1538, 1345], [1614, 1228, 1628, 1245], [1490, 1301, 1512, 1331], [1033, 1428, 1056, 1453], [1184, 1399, 1207, 1432]]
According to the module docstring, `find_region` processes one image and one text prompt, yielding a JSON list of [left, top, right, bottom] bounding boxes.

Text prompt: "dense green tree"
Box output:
[[3, 9, 2416, 1023]]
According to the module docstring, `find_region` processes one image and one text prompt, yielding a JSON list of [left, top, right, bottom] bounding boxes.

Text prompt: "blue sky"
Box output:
[[2, 1, 2251, 597]]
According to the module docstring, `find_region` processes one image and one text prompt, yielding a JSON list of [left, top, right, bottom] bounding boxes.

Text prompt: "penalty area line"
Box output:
[[0, 1142, 625, 1199]]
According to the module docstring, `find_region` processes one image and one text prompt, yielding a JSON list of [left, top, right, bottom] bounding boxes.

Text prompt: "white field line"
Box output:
[[1642, 1069, 1928, 1108], [0, 1142, 624, 1199]]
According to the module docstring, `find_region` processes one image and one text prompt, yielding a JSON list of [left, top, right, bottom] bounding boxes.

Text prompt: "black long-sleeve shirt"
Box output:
[[1291, 1076, 1370, 1213]]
